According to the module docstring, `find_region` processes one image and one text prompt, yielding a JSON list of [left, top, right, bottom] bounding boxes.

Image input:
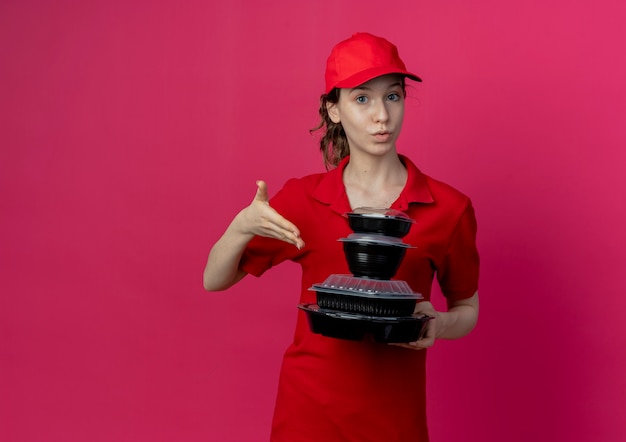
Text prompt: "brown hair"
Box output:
[[310, 88, 348, 170]]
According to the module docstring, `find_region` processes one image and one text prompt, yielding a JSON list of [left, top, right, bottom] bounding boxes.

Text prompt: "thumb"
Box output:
[[254, 180, 270, 203]]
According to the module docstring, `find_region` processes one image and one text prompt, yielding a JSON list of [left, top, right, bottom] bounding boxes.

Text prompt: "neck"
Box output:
[[343, 152, 406, 187], [342, 152, 408, 209]]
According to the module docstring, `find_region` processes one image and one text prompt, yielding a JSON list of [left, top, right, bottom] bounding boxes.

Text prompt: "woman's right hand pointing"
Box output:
[[237, 180, 305, 250]]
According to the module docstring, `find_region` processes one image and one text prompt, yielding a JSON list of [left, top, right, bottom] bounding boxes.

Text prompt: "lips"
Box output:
[[373, 131, 391, 142]]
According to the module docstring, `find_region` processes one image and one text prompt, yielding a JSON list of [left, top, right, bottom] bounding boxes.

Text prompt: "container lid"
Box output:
[[309, 274, 423, 299], [338, 233, 412, 247], [346, 207, 415, 223]]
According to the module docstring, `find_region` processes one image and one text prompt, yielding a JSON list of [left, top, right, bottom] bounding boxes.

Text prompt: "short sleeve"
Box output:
[[437, 201, 480, 302]]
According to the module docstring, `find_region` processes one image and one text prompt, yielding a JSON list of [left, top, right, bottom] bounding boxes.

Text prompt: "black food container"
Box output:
[[299, 303, 432, 343], [310, 275, 422, 317], [346, 207, 415, 238], [340, 234, 411, 280], [315, 290, 417, 316]]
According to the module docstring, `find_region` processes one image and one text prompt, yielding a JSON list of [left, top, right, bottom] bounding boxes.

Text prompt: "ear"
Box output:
[[326, 101, 341, 124]]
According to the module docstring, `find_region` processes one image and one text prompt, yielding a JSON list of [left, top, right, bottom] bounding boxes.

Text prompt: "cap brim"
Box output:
[[331, 66, 422, 93]]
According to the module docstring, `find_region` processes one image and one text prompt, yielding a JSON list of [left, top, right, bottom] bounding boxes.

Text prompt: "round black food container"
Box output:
[[346, 207, 415, 238], [340, 234, 410, 280]]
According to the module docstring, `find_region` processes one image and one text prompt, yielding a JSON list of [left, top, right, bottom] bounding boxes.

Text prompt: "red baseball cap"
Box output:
[[325, 32, 422, 94]]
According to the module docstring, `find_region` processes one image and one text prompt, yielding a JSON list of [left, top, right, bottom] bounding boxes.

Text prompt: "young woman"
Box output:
[[203, 32, 479, 442]]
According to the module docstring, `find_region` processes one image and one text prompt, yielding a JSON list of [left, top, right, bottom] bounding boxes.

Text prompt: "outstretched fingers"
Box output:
[[250, 180, 305, 249], [258, 213, 304, 249]]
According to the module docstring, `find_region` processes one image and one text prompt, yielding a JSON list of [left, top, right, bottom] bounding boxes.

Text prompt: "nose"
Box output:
[[373, 100, 389, 123]]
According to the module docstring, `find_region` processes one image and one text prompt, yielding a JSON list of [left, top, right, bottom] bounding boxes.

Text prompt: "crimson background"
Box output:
[[1, 1, 625, 441]]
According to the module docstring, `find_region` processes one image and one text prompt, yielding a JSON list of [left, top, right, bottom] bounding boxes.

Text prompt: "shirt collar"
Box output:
[[312, 154, 434, 215]]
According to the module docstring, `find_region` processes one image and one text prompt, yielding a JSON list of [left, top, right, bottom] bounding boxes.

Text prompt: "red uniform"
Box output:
[[240, 155, 479, 442]]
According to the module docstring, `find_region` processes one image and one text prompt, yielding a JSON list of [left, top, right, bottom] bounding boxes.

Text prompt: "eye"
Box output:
[[355, 95, 368, 104], [387, 93, 401, 102]]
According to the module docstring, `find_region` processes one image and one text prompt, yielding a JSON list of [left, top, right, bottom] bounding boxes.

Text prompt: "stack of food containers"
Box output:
[[299, 208, 432, 343]]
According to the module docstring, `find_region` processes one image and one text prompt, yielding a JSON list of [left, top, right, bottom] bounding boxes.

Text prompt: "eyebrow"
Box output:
[[350, 82, 403, 92]]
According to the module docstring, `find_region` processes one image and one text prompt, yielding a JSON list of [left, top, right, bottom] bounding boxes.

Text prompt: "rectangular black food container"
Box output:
[[315, 290, 417, 316], [299, 303, 432, 343]]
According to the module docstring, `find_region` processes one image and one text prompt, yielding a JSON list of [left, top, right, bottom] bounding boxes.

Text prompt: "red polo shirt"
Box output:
[[240, 155, 479, 442]]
